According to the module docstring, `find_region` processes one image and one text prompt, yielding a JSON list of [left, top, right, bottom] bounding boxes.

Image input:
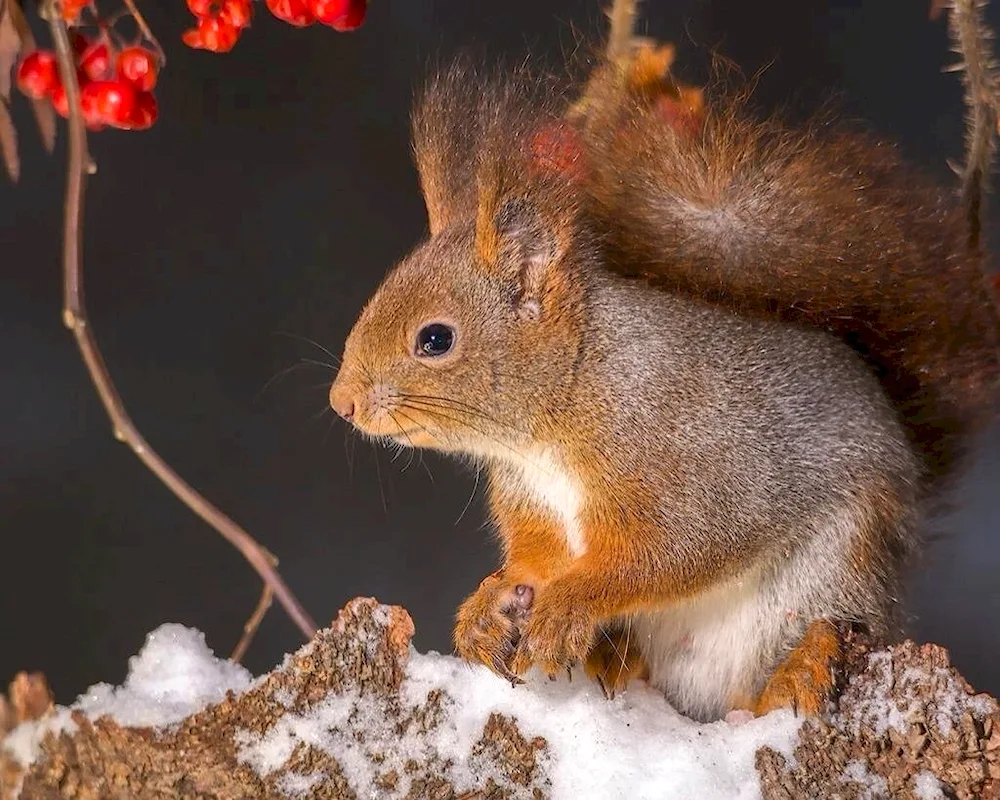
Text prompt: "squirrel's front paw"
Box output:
[[454, 572, 534, 684], [510, 591, 598, 678]]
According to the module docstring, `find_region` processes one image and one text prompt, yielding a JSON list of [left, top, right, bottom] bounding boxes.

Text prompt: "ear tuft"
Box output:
[[475, 182, 564, 307]]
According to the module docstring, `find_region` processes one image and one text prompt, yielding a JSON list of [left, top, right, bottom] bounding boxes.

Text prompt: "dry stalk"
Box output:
[[45, 4, 317, 648], [945, 0, 1000, 250]]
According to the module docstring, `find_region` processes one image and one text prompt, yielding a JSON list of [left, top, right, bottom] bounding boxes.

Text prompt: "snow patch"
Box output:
[[840, 759, 889, 798], [912, 770, 947, 800], [2, 623, 250, 771], [842, 651, 996, 738], [74, 623, 252, 728], [234, 648, 802, 800], [4, 622, 804, 800]]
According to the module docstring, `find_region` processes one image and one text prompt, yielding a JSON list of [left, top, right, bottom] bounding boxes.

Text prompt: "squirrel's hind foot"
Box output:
[[752, 619, 842, 718], [584, 624, 649, 699]]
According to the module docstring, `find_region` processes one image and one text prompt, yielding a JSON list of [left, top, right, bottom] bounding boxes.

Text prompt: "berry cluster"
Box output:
[[182, 0, 253, 53], [266, 0, 367, 30], [183, 0, 367, 51], [16, 33, 159, 131]]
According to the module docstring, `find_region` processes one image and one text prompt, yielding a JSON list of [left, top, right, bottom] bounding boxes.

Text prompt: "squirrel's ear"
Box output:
[[475, 191, 567, 313]]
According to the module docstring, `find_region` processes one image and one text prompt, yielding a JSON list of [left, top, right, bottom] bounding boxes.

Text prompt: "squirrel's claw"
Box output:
[[583, 626, 649, 699], [509, 591, 597, 679]]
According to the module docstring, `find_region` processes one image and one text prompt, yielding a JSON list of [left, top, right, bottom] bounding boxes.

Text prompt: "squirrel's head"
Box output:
[[330, 187, 586, 461], [330, 63, 591, 461]]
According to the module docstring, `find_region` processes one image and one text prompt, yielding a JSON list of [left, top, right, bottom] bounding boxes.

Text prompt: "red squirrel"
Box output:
[[328, 15, 1000, 722]]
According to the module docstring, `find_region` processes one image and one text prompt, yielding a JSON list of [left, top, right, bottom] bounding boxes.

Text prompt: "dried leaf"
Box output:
[[0, 0, 21, 101], [8, 672, 53, 724], [31, 95, 55, 152], [0, 98, 18, 181], [0, 694, 13, 737]]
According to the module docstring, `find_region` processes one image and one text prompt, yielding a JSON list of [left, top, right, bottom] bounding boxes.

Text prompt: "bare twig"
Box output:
[[945, 0, 1000, 250], [231, 579, 274, 663], [45, 7, 317, 646]]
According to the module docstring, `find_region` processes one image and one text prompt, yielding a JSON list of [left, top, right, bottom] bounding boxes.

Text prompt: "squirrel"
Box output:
[[327, 16, 1000, 723]]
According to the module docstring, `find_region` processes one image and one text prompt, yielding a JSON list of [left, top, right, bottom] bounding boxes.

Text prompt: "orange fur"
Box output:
[[584, 625, 649, 699], [752, 620, 842, 717]]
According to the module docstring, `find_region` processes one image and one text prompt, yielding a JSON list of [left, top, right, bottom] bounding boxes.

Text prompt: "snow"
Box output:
[[840, 759, 889, 798], [401, 652, 801, 800], [74, 623, 253, 728], [235, 650, 802, 800], [912, 771, 947, 800], [2, 623, 250, 769], [3, 621, 804, 800], [843, 651, 998, 738]]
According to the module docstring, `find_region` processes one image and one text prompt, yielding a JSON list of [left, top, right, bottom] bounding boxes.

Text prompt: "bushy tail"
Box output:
[[567, 0, 1000, 489]]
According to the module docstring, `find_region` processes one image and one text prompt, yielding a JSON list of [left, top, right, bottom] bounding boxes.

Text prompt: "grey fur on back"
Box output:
[[567, 267, 919, 719]]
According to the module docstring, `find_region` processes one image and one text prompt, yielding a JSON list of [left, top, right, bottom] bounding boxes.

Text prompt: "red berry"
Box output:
[[71, 31, 91, 58], [220, 0, 253, 28], [61, 0, 89, 22], [78, 83, 108, 131], [16, 51, 60, 99], [79, 41, 113, 82], [328, 0, 365, 31], [186, 0, 215, 16], [122, 91, 158, 130], [654, 94, 704, 138], [529, 123, 586, 181], [308, 0, 346, 25], [266, 0, 315, 27], [182, 17, 241, 52], [80, 80, 137, 126], [116, 47, 158, 91]]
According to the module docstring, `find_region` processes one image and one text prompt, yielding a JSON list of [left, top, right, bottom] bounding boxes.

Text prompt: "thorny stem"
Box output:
[[46, 9, 317, 647]]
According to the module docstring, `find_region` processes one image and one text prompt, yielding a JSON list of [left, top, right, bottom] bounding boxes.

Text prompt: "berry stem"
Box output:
[[46, 6, 317, 651], [119, 0, 165, 65]]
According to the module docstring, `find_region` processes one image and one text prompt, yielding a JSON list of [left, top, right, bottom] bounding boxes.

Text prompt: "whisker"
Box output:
[[371, 444, 389, 515], [272, 331, 342, 366], [401, 397, 525, 437], [391, 408, 443, 484], [455, 464, 482, 526], [397, 402, 536, 468], [387, 411, 417, 472], [343, 426, 355, 483], [321, 412, 338, 447], [298, 357, 340, 372], [618, 619, 633, 687]]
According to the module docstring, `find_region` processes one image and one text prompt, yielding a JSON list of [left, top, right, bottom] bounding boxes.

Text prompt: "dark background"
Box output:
[[2, 0, 999, 704]]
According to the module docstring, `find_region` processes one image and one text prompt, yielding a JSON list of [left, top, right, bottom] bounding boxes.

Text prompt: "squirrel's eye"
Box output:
[[415, 323, 455, 358]]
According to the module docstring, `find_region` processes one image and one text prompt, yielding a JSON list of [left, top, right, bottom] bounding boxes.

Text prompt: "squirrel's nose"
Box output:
[[329, 383, 356, 421]]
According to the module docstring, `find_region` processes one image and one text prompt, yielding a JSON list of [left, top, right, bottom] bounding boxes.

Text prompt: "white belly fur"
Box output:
[[631, 566, 790, 721], [507, 446, 587, 557]]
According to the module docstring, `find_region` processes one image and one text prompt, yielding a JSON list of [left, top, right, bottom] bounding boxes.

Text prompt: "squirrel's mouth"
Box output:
[[349, 415, 438, 449]]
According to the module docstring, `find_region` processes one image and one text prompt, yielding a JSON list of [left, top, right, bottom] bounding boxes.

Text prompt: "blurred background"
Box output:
[[2, 0, 998, 703]]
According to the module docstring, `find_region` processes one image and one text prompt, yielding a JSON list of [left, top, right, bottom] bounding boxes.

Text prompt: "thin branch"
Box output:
[[946, 0, 1000, 250], [231, 581, 274, 664], [45, 7, 317, 645]]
